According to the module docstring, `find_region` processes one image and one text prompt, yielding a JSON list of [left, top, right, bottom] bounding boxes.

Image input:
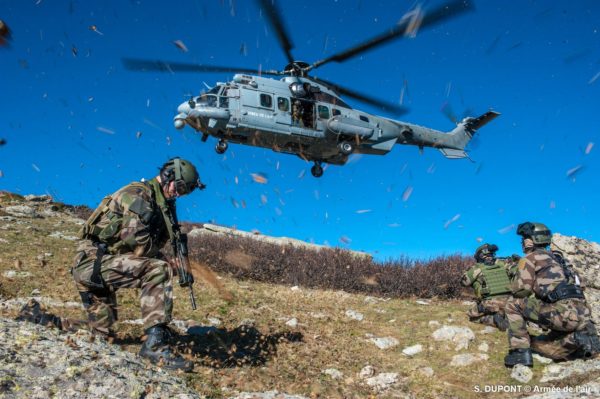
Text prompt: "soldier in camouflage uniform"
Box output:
[[461, 243, 513, 331], [504, 222, 600, 367], [70, 157, 205, 371]]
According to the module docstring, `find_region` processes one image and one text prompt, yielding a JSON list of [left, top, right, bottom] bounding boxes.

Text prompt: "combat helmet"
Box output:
[[160, 157, 206, 195], [516, 222, 552, 246], [474, 243, 498, 263]]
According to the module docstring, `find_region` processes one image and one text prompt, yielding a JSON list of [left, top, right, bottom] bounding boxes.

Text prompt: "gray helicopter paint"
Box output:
[[174, 73, 499, 167]]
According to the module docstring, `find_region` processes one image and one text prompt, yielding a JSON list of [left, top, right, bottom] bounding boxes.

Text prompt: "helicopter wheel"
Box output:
[[311, 162, 324, 178], [215, 140, 228, 154], [338, 141, 354, 155]]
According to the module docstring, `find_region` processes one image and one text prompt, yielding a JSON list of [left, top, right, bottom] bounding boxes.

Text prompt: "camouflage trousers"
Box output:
[[505, 296, 591, 359], [71, 240, 173, 333], [467, 295, 510, 329]]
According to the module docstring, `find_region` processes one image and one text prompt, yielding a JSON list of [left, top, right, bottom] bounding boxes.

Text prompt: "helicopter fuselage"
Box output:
[[174, 73, 497, 176]]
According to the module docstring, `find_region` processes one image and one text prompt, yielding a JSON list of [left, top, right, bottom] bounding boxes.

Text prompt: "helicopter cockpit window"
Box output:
[[332, 108, 341, 116], [199, 93, 218, 107], [359, 115, 369, 123], [277, 97, 289, 112], [260, 93, 273, 108], [317, 105, 330, 119]]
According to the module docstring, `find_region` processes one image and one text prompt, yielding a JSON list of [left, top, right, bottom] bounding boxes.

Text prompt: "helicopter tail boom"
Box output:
[[439, 110, 500, 158]]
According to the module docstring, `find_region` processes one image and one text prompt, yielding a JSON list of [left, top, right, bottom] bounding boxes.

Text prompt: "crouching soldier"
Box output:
[[461, 243, 513, 331], [504, 222, 600, 367], [17, 158, 206, 371]]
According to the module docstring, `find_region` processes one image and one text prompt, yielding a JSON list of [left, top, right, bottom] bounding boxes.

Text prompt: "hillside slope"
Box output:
[[1, 192, 600, 399]]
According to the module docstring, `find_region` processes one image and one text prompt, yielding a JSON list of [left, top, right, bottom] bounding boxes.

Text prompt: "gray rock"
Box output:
[[228, 391, 309, 399], [533, 353, 554, 365], [24, 195, 52, 202], [345, 309, 364, 321], [541, 359, 600, 383], [432, 325, 475, 350], [365, 373, 399, 392], [359, 365, 375, 378], [478, 342, 489, 353], [368, 336, 399, 349], [511, 364, 533, 383], [450, 353, 488, 367], [0, 317, 201, 399], [322, 368, 343, 379], [3, 270, 32, 279], [480, 326, 498, 334], [418, 367, 435, 377], [285, 318, 298, 328], [48, 231, 79, 241], [551, 234, 600, 324], [402, 344, 423, 357], [5, 205, 37, 217]]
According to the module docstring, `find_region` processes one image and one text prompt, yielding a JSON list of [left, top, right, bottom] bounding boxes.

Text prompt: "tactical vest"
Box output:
[[78, 180, 175, 254], [478, 262, 511, 298]]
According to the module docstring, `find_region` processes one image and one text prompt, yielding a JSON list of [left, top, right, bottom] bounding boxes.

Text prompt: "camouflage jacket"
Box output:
[[510, 248, 566, 299], [79, 178, 171, 257]]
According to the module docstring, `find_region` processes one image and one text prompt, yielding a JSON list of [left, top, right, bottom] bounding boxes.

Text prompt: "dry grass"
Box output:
[[0, 195, 585, 398]]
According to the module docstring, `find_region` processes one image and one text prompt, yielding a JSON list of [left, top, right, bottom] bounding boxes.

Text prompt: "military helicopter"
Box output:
[[123, 0, 498, 178]]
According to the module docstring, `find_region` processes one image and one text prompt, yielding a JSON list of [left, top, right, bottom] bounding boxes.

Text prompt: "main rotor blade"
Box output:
[[311, 76, 409, 115], [121, 58, 282, 76], [307, 0, 473, 72], [255, 0, 295, 64]]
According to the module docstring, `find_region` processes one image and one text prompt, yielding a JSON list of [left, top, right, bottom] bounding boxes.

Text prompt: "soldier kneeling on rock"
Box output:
[[461, 243, 515, 331], [18, 158, 205, 372], [504, 222, 600, 368]]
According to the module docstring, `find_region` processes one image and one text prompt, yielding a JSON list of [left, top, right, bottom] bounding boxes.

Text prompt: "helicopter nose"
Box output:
[[177, 101, 191, 114], [174, 117, 186, 129]]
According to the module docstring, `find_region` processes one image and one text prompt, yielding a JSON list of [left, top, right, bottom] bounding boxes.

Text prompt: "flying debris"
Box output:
[[588, 72, 600, 85], [96, 126, 115, 135], [497, 224, 515, 235], [549, 200, 556, 209], [402, 186, 413, 202], [0, 138, 6, 146], [71, 45, 78, 57], [443, 214, 461, 229], [251, 173, 268, 184], [585, 142, 594, 155], [32, 164, 41, 172], [135, 131, 142, 139], [355, 209, 372, 214], [339, 236, 352, 244], [173, 40, 188, 52], [88, 25, 104, 35], [566, 165, 583, 180]]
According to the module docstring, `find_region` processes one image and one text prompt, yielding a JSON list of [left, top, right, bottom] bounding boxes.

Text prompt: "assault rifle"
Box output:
[[167, 203, 197, 310], [173, 231, 197, 310]]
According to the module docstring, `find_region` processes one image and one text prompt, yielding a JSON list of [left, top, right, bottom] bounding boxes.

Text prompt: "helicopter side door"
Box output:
[[274, 96, 292, 128], [239, 88, 279, 131]]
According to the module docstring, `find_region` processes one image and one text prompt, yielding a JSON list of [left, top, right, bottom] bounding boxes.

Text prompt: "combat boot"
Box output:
[[504, 348, 533, 367], [573, 326, 600, 359], [493, 314, 509, 332], [16, 299, 63, 329], [139, 324, 193, 372]]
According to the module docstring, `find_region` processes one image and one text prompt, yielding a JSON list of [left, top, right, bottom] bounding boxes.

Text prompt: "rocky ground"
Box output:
[[1, 192, 600, 398]]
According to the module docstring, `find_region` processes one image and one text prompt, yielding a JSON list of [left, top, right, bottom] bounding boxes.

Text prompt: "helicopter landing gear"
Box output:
[[338, 141, 354, 156], [311, 162, 324, 178], [215, 140, 228, 154]]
